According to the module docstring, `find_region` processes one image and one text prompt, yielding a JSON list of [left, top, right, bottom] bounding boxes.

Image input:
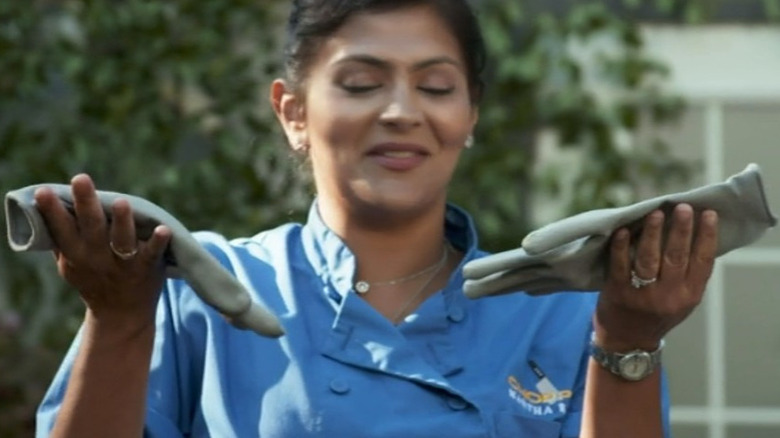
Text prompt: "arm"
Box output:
[[581, 204, 718, 437], [580, 346, 665, 437], [51, 314, 156, 438], [34, 174, 171, 438]]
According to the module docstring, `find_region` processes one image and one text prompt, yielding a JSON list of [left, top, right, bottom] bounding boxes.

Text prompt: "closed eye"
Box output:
[[341, 84, 381, 94], [419, 86, 454, 96]]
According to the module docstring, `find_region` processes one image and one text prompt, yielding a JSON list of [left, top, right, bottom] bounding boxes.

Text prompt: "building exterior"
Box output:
[[644, 25, 780, 438], [527, 3, 780, 433]]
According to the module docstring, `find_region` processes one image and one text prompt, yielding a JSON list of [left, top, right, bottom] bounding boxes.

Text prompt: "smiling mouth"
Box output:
[[367, 149, 428, 171], [376, 151, 420, 158]]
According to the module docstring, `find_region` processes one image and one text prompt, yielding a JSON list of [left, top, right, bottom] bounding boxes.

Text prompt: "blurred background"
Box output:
[[1, 1, 778, 436]]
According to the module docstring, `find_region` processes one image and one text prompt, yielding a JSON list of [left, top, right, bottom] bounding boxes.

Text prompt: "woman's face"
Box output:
[[275, 4, 478, 220]]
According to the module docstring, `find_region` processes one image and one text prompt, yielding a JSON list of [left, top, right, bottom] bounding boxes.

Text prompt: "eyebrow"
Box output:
[[334, 54, 463, 72]]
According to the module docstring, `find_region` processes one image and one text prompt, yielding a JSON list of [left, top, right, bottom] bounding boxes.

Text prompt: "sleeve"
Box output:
[[143, 279, 201, 437]]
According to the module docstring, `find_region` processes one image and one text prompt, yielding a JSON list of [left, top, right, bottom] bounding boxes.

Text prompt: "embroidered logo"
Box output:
[[507, 360, 572, 416]]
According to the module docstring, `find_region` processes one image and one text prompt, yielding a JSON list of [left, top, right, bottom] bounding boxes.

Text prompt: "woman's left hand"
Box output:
[[595, 203, 719, 350]]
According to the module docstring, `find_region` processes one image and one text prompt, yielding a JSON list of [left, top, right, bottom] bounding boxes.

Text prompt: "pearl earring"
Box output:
[[293, 139, 309, 153], [465, 135, 474, 149]]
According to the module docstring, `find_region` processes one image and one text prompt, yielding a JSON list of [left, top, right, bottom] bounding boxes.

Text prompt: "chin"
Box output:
[[355, 185, 444, 217], [337, 172, 449, 219]]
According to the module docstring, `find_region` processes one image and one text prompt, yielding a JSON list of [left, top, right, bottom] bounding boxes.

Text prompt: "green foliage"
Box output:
[[651, 0, 780, 23], [451, 0, 690, 249], [0, 1, 303, 435]]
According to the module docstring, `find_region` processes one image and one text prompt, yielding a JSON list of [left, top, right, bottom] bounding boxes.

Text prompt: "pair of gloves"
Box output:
[[463, 163, 777, 298], [4, 163, 776, 337]]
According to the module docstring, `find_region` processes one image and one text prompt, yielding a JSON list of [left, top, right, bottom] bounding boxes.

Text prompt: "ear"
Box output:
[[270, 79, 307, 152]]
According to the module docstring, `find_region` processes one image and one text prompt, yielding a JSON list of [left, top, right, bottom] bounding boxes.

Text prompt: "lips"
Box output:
[[367, 142, 429, 171]]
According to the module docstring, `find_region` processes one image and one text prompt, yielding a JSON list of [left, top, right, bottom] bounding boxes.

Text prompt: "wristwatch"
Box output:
[[589, 333, 664, 381]]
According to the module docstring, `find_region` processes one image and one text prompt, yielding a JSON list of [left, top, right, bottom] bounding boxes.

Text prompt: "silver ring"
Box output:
[[630, 269, 657, 289], [109, 241, 139, 260]]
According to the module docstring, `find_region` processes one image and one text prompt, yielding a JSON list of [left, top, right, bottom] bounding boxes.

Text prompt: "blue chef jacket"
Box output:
[[36, 203, 670, 437]]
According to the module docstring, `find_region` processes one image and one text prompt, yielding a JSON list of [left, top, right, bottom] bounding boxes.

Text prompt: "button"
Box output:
[[447, 306, 465, 323], [329, 379, 350, 395], [447, 396, 468, 411]]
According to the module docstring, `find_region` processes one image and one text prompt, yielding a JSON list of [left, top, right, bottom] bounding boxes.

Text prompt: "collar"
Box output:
[[299, 200, 482, 391], [299, 199, 481, 305]]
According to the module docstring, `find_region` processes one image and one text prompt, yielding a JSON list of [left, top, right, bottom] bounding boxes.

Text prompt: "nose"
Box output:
[[378, 84, 423, 130]]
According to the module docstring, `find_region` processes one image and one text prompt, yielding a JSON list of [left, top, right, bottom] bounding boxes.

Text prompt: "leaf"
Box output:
[[763, 0, 780, 21]]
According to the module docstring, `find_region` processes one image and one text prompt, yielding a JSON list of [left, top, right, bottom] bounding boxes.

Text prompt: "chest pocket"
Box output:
[[494, 411, 562, 438]]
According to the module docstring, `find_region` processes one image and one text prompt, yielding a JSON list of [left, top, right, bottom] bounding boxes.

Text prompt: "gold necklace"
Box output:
[[391, 246, 450, 324], [354, 244, 449, 295]]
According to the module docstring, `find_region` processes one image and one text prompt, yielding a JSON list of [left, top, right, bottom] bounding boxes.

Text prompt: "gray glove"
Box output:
[[463, 163, 778, 298], [4, 184, 284, 338]]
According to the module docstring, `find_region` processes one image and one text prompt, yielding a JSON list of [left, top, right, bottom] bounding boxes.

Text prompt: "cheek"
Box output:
[[430, 104, 474, 148], [308, 99, 376, 151]]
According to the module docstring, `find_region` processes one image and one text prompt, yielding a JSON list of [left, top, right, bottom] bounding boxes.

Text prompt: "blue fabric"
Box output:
[[36, 203, 670, 438]]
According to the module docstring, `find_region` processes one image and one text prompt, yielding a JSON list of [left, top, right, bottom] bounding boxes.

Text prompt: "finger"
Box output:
[[688, 209, 718, 287], [608, 227, 632, 285], [632, 209, 665, 281], [70, 174, 107, 243], [33, 187, 80, 253], [660, 203, 695, 284], [109, 198, 137, 261], [143, 225, 172, 265]]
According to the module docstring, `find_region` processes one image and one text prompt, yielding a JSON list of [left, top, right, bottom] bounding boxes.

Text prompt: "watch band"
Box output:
[[589, 332, 664, 381]]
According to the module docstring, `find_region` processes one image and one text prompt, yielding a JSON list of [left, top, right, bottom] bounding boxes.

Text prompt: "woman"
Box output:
[[34, 0, 718, 437]]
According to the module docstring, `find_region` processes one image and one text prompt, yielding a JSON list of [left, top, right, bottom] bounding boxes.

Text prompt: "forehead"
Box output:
[[313, 5, 465, 70]]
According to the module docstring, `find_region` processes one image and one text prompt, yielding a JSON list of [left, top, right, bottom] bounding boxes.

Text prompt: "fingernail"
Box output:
[[676, 203, 694, 215], [702, 210, 718, 225], [33, 187, 49, 198], [649, 210, 664, 224]]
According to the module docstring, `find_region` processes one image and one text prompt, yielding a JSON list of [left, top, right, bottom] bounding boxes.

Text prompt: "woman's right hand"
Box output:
[[34, 174, 172, 336]]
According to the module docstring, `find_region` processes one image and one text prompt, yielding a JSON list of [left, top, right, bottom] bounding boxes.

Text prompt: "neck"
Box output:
[[317, 195, 450, 284]]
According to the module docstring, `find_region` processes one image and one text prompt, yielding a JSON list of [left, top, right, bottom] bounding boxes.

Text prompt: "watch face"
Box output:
[[618, 352, 652, 381]]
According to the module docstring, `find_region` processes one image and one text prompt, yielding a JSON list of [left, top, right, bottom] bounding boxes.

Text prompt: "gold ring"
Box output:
[[109, 241, 138, 260]]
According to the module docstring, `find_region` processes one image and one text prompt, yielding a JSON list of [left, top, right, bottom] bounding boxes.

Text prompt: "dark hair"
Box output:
[[284, 0, 486, 103]]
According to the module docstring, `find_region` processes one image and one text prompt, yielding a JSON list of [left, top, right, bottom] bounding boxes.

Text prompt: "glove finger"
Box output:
[[462, 248, 541, 279], [522, 201, 664, 255], [522, 278, 587, 296], [464, 273, 572, 298], [463, 266, 556, 298]]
